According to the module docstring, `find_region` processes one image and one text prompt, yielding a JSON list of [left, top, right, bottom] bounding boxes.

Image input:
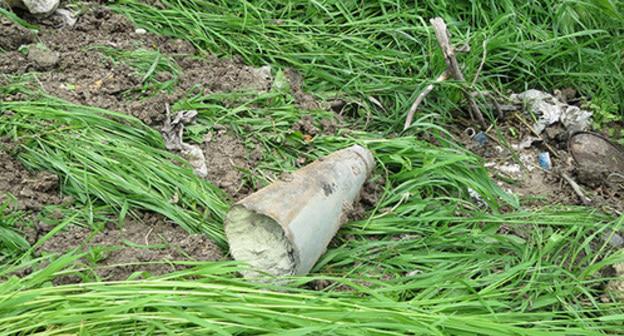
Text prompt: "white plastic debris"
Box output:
[[511, 136, 540, 150], [560, 105, 592, 133], [161, 108, 208, 178], [510, 89, 592, 134], [135, 28, 147, 35], [493, 163, 522, 176], [467, 187, 486, 208]]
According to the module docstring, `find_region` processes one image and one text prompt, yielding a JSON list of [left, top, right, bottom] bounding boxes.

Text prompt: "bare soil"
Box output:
[[0, 148, 66, 211], [0, 6, 274, 125], [203, 131, 255, 198], [0, 145, 222, 280], [455, 108, 624, 215], [39, 212, 223, 282]]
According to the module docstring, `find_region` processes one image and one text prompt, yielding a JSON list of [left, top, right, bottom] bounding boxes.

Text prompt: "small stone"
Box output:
[[6, 0, 60, 17], [135, 28, 147, 35], [27, 45, 60, 70]]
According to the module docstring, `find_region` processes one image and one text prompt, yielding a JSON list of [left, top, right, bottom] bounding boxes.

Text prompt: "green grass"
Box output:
[[1, 81, 622, 334], [1, 258, 623, 335], [0, 198, 29, 262], [1, 0, 624, 334], [0, 79, 229, 246], [91, 45, 181, 92], [113, 0, 624, 129]]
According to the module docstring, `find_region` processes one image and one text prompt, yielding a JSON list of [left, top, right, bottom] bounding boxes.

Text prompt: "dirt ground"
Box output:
[[454, 102, 624, 216], [0, 6, 273, 125], [0, 149, 67, 212], [0, 5, 335, 201], [39, 212, 223, 282], [0, 144, 222, 280], [0, 5, 274, 276]]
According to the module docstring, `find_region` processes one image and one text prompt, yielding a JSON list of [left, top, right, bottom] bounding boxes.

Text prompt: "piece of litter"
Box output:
[[496, 163, 522, 176], [225, 145, 374, 278], [512, 136, 540, 150], [54, 8, 77, 27], [519, 153, 536, 172], [161, 107, 207, 178], [510, 89, 592, 135], [560, 105, 592, 133], [135, 28, 147, 35], [537, 152, 551, 170], [6, 0, 59, 17], [468, 187, 487, 208], [472, 131, 487, 147]]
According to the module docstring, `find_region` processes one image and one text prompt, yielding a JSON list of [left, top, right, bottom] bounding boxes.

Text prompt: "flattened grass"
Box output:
[[0, 83, 229, 246]]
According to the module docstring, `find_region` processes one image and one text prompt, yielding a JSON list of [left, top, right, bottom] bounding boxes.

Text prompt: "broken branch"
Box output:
[[403, 70, 449, 130], [430, 17, 486, 128], [561, 172, 592, 205]]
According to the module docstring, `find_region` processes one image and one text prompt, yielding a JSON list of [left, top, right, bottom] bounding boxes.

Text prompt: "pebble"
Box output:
[[135, 28, 147, 35], [27, 45, 60, 70]]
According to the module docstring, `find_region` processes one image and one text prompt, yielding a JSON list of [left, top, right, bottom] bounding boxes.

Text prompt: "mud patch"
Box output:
[[39, 212, 222, 282], [0, 149, 66, 211], [202, 131, 253, 198], [0, 6, 277, 125], [0, 16, 35, 51]]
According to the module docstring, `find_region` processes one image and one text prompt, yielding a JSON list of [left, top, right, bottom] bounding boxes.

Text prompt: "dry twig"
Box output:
[[403, 71, 448, 130], [403, 17, 487, 130], [430, 17, 486, 128], [561, 172, 592, 205]]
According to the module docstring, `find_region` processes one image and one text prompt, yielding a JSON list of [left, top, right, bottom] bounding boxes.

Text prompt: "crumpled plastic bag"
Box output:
[[161, 109, 208, 178], [510, 89, 592, 134]]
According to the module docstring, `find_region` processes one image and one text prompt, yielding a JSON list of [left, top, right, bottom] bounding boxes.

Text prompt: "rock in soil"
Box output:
[[26, 44, 60, 69], [38, 212, 223, 283], [5, 0, 59, 17], [568, 132, 624, 188]]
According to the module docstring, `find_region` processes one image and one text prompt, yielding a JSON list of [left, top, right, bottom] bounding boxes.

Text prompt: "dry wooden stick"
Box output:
[[430, 17, 486, 128], [561, 172, 592, 205], [403, 70, 448, 130]]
